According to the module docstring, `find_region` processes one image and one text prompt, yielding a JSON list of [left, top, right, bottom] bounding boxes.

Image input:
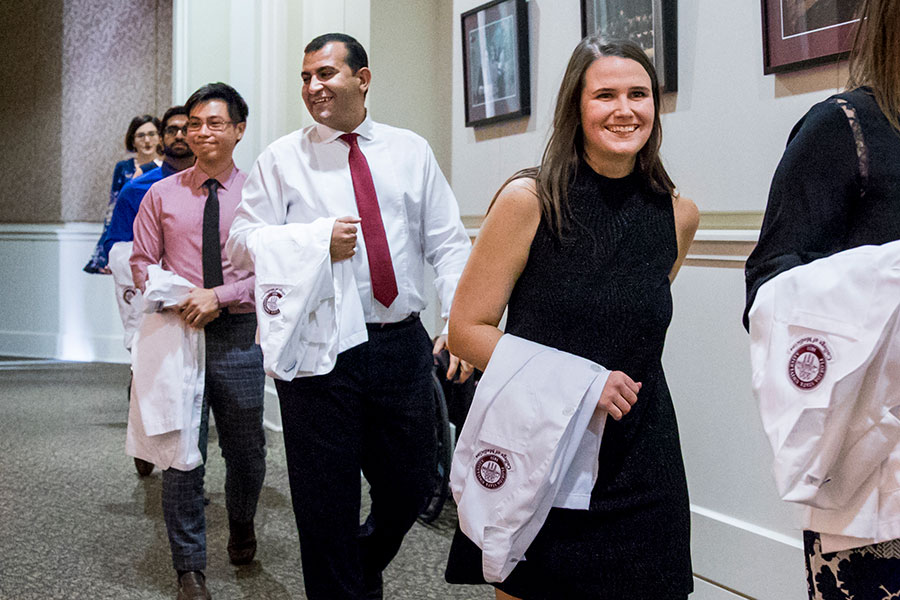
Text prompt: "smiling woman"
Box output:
[[83, 114, 162, 273], [444, 36, 698, 600], [579, 55, 654, 177]]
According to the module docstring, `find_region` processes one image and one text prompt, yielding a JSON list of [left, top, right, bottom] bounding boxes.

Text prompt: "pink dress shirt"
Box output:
[[131, 163, 255, 313]]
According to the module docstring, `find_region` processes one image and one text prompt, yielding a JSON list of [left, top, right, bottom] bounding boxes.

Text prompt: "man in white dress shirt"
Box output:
[[226, 33, 472, 600]]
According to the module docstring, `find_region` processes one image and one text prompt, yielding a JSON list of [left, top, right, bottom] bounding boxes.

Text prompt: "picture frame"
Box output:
[[760, 0, 860, 74], [581, 0, 678, 93], [461, 0, 531, 128]]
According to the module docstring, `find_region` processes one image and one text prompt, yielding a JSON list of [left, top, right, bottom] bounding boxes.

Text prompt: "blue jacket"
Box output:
[[103, 161, 179, 256]]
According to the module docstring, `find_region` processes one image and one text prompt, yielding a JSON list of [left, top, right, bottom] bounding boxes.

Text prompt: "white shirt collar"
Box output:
[[314, 113, 375, 144]]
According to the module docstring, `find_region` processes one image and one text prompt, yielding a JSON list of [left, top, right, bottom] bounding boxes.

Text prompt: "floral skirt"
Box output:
[[804, 530, 900, 599]]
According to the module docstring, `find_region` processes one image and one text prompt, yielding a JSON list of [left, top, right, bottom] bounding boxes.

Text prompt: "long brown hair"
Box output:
[[846, 0, 900, 131], [491, 36, 674, 239]]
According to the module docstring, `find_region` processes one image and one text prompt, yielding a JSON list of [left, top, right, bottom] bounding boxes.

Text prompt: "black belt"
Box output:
[[366, 313, 419, 331], [218, 311, 257, 322]]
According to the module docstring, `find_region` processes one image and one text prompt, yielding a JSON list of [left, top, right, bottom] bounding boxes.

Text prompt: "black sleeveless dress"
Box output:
[[445, 162, 693, 599]]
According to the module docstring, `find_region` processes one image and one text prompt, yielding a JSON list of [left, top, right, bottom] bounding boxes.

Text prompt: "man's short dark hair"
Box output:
[[124, 114, 161, 152], [184, 82, 249, 124], [304, 33, 368, 73], [160, 105, 188, 131]]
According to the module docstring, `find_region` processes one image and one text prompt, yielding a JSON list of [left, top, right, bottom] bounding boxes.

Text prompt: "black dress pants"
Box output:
[[275, 318, 436, 600]]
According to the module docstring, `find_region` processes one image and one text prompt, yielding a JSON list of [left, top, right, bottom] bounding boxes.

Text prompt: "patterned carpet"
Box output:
[[0, 361, 492, 600]]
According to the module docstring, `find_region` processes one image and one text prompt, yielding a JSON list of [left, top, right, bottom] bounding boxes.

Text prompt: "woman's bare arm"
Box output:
[[669, 195, 699, 282], [447, 178, 541, 371]]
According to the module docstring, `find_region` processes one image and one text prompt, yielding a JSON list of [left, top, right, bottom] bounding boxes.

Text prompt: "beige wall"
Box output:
[[1, 1, 64, 224], [0, 0, 172, 224], [369, 0, 454, 178], [450, 0, 848, 220]]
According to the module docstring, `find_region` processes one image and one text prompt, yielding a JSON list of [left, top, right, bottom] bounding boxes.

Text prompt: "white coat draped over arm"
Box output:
[[126, 266, 205, 472], [244, 221, 366, 380], [749, 240, 900, 549], [450, 334, 610, 583]]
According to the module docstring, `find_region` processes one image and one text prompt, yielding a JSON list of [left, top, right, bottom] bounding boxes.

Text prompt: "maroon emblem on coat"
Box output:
[[123, 288, 136, 305], [262, 288, 284, 316], [474, 448, 509, 490], [788, 342, 828, 390]]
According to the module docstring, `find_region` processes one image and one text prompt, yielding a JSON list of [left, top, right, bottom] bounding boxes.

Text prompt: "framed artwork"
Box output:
[[761, 0, 861, 74], [461, 0, 531, 128], [581, 0, 678, 93]]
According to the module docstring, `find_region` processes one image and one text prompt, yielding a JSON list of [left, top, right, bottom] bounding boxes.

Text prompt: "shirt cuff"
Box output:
[[212, 282, 238, 307]]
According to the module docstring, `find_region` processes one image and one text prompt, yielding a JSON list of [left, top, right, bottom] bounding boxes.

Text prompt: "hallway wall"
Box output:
[[0, 0, 172, 224], [0, 0, 172, 363]]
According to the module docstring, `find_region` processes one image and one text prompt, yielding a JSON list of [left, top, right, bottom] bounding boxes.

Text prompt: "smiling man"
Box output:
[[130, 83, 266, 600], [103, 106, 195, 257], [227, 33, 471, 600]]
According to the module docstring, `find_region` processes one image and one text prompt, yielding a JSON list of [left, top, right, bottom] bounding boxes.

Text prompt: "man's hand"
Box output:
[[178, 287, 221, 329], [331, 216, 361, 262], [433, 335, 474, 383], [597, 371, 641, 421]]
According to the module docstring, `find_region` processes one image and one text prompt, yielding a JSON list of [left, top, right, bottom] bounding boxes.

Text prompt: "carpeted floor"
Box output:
[[0, 361, 493, 600]]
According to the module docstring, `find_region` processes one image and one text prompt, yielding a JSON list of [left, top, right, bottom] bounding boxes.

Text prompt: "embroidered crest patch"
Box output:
[[474, 448, 511, 490], [788, 336, 832, 390], [262, 288, 284, 316]]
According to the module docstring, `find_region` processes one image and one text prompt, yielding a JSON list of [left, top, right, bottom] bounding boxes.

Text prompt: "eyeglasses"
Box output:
[[186, 119, 234, 132], [134, 131, 158, 140], [164, 125, 189, 136]]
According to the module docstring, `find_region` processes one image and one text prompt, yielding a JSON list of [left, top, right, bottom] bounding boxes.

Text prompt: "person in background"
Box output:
[[443, 36, 698, 599], [744, 0, 900, 597], [103, 106, 194, 479], [227, 32, 472, 600], [84, 114, 162, 273], [103, 106, 195, 256], [131, 83, 265, 600]]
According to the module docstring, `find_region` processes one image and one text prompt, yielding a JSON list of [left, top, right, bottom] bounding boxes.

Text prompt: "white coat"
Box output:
[[450, 334, 609, 582], [107, 241, 143, 351], [749, 240, 900, 552], [243, 220, 367, 380], [125, 266, 205, 472]]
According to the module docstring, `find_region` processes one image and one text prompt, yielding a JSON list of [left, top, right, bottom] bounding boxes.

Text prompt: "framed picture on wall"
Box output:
[[461, 0, 531, 128], [761, 0, 861, 74], [581, 0, 678, 93]]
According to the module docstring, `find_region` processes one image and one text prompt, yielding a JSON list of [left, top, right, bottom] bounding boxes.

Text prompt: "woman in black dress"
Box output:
[[445, 37, 698, 599], [745, 1, 900, 598]]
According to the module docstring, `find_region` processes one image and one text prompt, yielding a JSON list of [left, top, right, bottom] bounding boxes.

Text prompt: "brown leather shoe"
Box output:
[[134, 457, 154, 477], [176, 571, 210, 600], [227, 519, 257, 565]]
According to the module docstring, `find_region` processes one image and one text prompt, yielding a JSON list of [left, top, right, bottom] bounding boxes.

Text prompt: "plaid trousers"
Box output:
[[161, 312, 266, 572]]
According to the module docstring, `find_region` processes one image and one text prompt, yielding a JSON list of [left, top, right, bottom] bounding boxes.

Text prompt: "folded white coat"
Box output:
[[245, 220, 367, 380], [451, 334, 609, 582], [749, 240, 900, 549], [125, 265, 205, 472], [107, 241, 143, 351]]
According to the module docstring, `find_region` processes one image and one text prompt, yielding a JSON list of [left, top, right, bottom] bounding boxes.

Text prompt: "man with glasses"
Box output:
[[130, 82, 266, 600], [103, 106, 195, 255], [105, 106, 194, 480]]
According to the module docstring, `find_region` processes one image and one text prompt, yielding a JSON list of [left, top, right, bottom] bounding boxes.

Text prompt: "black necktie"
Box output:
[[202, 179, 224, 289]]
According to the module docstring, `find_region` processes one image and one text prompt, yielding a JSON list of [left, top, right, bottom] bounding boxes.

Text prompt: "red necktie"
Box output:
[[340, 133, 398, 308]]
